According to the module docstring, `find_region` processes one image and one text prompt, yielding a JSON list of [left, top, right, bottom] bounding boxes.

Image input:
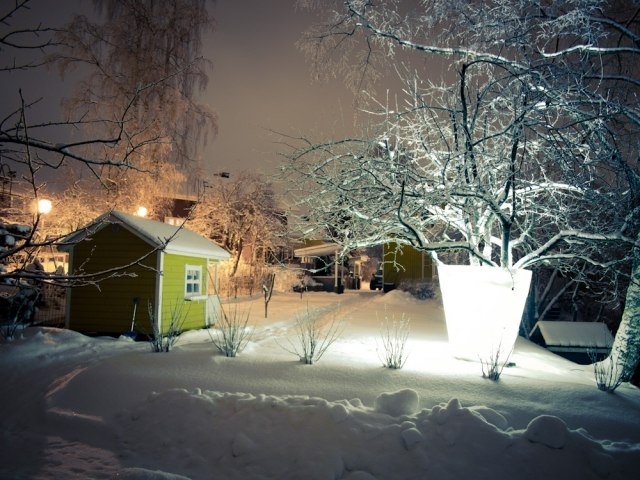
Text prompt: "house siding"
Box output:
[[383, 242, 434, 285], [67, 224, 157, 335], [160, 254, 208, 334]]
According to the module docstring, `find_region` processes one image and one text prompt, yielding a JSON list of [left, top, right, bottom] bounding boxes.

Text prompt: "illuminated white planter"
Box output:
[[438, 264, 532, 362]]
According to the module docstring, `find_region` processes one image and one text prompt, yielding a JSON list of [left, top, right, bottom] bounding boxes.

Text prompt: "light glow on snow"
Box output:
[[438, 264, 532, 362], [1, 289, 639, 479]]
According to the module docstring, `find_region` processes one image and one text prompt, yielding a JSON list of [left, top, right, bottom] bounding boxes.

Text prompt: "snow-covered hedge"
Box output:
[[398, 280, 436, 300]]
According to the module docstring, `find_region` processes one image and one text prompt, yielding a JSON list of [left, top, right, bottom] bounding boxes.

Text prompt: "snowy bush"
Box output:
[[377, 313, 410, 369], [591, 347, 629, 393], [0, 285, 39, 340], [293, 274, 322, 297], [398, 280, 435, 300], [479, 339, 512, 381], [279, 306, 343, 364], [208, 304, 253, 357], [271, 266, 304, 293], [147, 300, 187, 353], [0, 223, 39, 340]]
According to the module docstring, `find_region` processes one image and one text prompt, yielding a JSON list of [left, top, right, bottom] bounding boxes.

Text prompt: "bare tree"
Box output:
[[35, 0, 218, 220], [262, 272, 275, 318], [0, 0, 63, 72], [289, 0, 639, 379], [188, 172, 287, 278]]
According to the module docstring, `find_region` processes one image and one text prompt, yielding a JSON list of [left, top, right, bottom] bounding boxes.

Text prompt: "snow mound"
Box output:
[[373, 388, 420, 417], [470, 405, 510, 430], [118, 468, 192, 480], [524, 415, 569, 449], [111, 390, 627, 479], [372, 289, 418, 304], [1, 327, 137, 365]]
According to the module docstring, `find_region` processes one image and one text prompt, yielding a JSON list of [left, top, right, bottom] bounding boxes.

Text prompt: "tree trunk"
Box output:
[[604, 237, 640, 382], [263, 273, 275, 319], [230, 240, 243, 277]]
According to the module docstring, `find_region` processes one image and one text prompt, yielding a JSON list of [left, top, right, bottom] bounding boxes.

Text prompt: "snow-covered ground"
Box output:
[[1, 289, 639, 479]]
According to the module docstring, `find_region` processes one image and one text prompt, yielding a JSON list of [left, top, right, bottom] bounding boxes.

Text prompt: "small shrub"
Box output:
[[590, 339, 636, 393], [398, 280, 435, 300], [377, 313, 410, 369], [592, 353, 626, 392], [293, 274, 322, 298], [479, 339, 512, 381], [208, 304, 252, 357], [588, 331, 638, 393], [279, 306, 343, 364], [148, 300, 188, 352], [271, 266, 304, 293]]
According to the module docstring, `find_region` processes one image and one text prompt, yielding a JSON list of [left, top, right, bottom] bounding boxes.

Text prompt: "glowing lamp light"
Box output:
[[37, 199, 53, 215], [438, 264, 532, 362], [135, 206, 148, 217]]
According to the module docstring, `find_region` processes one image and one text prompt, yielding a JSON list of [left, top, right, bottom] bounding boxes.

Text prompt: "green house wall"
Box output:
[[383, 242, 434, 285], [160, 254, 209, 334], [67, 224, 158, 335]]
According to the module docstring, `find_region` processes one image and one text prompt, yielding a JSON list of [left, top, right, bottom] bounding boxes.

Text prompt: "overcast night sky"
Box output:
[[0, 0, 361, 186], [203, 0, 358, 178]]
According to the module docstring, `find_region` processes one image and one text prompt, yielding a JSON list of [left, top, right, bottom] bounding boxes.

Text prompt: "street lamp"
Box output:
[[37, 198, 52, 215], [35, 198, 53, 244], [135, 206, 148, 217]]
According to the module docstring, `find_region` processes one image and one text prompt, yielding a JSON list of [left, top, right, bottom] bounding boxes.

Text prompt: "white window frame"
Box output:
[[184, 264, 203, 299]]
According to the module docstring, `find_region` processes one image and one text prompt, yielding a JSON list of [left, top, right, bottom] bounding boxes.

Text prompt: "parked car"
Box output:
[[369, 269, 384, 290]]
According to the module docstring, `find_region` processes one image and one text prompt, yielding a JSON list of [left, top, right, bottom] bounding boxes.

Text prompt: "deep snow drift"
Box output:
[[1, 289, 639, 479]]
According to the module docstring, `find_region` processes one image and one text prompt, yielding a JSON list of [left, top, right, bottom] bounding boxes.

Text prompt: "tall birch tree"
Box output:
[[53, 0, 217, 211]]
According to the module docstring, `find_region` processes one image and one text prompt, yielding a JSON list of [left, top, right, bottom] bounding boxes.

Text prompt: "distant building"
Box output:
[[529, 320, 613, 364], [294, 241, 363, 292], [382, 242, 435, 285]]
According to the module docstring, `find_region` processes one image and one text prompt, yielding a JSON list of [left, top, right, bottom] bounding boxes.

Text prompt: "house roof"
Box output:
[[62, 210, 230, 260], [294, 242, 342, 257], [530, 321, 613, 349]]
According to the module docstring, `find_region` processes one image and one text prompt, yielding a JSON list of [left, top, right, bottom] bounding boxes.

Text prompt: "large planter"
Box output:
[[438, 264, 532, 362]]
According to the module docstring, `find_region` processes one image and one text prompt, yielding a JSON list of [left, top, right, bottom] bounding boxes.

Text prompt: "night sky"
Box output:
[[1, 0, 360, 185], [204, 0, 358, 178]]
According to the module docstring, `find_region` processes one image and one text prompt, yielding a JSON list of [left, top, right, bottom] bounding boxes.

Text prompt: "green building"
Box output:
[[62, 211, 229, 336], [382, 242, 435, 287]]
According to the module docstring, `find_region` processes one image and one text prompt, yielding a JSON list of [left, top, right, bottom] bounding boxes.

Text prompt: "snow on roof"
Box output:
[[294, 242, 341, 257], [531, 321, 613, 349], [62, 210, 230, 260]]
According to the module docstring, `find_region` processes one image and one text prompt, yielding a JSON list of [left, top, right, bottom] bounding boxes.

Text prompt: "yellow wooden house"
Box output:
[[61, 211, 230, 336]]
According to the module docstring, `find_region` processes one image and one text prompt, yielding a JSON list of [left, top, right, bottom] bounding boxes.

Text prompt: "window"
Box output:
[[185, 265, 202, 297]]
